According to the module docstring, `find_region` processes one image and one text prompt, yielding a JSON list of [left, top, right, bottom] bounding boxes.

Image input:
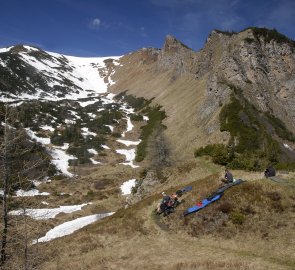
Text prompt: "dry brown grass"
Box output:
[[33, 167, 295, 270], [109, 51, 229, 160]]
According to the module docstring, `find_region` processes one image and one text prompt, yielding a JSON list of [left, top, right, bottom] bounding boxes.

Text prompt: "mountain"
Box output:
[[0, 44, 120, 100], [1, 27, 295, 270], [110, 28, 295, 167], [1, 28, 295, 175]]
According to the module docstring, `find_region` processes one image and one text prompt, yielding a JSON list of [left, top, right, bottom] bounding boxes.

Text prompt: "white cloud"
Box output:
[[140, 27, 148, 38], [90, 18, 101, 29]]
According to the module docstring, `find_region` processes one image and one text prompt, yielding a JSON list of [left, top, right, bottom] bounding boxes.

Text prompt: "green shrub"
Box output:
[[230, 211, 245, 225], [194, 144, 230, 165], [112, 132, 121, 138], [115, 91, 151, 111], [265, 113, 295, 142], [136, 106, 166, 162], [130, 114, 143, 121], [245, 27, 295, 46]]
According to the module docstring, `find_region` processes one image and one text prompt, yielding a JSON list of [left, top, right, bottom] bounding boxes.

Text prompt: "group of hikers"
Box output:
[[156, 190, 182, 215], [156, 164, 276, 215]]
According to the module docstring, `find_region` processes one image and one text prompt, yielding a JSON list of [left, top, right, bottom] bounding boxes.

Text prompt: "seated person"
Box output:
[[221, 168, 234, 184], [156, 192, 171, 213], [264, 165, 276, 178]]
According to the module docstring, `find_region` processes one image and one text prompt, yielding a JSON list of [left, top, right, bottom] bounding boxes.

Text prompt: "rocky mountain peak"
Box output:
[[163, 35, 192, 53]]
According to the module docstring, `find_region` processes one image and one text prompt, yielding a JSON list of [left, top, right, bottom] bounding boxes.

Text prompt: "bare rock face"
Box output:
[[157, 35, 196, 74], [197, 29, 295, 133], [126, 170, 159, 206]]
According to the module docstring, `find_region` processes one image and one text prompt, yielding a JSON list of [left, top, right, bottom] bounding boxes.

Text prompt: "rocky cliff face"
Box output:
[[204, 29, 295, 133], [111, 28, 295, 160]]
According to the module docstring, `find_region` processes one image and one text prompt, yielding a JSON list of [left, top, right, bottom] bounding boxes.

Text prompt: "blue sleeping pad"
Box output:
[[183, 193, 223, 216]]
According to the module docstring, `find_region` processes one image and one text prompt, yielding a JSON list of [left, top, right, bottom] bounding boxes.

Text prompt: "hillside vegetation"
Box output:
[[37, 164, 295, 270]]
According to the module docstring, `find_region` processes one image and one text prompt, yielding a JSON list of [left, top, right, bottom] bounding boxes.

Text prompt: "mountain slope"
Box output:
[[0, 45, 120, 100], [110, 28, 295, 162]]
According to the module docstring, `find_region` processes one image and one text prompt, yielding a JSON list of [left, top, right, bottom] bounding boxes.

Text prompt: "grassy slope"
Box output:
[[37, 160, 295, 270], [109, 53, 226, 161]]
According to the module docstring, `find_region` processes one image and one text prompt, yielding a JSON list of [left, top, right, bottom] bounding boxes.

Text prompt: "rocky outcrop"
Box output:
[[157, 35, 196, 74], [126, 170, 159, 206]]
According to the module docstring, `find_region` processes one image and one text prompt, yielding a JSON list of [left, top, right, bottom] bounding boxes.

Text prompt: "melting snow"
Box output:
[[33, 180, 42, 187], [57, 143, 70, 150], [88, 148, 98, 155], [33, 212, 114, 243], [284, 143, 294, 151], [23, 46, 39, 52], [78, 100, 98, 107], [87, 113, 96, 118], [90, 158, 101, 165], [81, 127, 96, 137], [15, 189, 50, 197], [116, 149, 139, 168], [9, 203, 89, 220], [50, 148, 76, 177], [120, 179, 136, 195], [25, 128, 51, 144], [105, 125, 114, 132], [117, 139, 141, 146], [143, 116, 149, 121], [101, 145, 110, 150], [40, 125, 55, 132], [122, 117, 134, 137]]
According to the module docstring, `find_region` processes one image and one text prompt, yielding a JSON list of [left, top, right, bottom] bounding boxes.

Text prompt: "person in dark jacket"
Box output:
[[264, 165, 276, 178], [156, 192, 171, 213], [221, 168, 234, 184]]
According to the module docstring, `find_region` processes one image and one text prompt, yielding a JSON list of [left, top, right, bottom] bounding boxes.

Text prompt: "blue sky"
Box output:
[[0, 0, 295, 56]]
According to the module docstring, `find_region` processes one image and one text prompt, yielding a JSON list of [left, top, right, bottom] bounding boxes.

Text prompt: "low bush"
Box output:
[[218, 201, 233, 214], [230, 211, 245, 225]]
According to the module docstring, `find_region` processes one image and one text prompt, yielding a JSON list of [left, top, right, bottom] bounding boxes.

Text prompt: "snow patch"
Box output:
[[25, 128, 50, 144], [9, 203, 89, 220], [50, 148, 76, 177], [81, 127, 96, 137], [0, 46, 13, 53], [40, 125, 55, 132], [105, 125, 114, 132], [101, 145, 110, 150], [116, 149, 139, 168], [284, 143, 294, 151], [120, 179, 136, 195], [117, 139, 141, 146], [88, 148, 98, 155], [15, 189, 50, 197], [33, 212, 114, 243], [90, 158, 101, 164]]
